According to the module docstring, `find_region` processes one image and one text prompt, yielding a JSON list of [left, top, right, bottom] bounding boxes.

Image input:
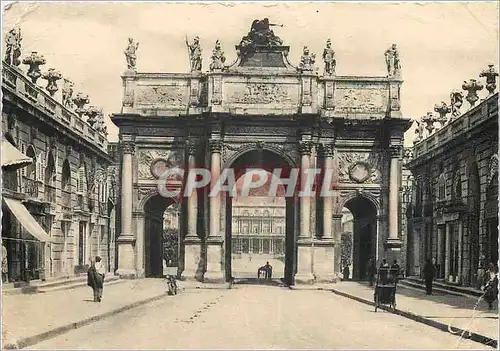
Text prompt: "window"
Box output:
[[77, 165, 86, 193], [452, 169, 462, 201], [438, 174, 446, 200], [25, 145, 36, 180], [61, 159, 71, 191]]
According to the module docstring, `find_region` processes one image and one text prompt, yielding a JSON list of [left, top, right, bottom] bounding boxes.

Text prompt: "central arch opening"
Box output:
[[342, 196, 377, 280], [224, 148, 297, 285]]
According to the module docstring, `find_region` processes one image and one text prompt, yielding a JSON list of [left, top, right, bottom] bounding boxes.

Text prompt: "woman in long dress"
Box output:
[[483, 263, 498, 310]]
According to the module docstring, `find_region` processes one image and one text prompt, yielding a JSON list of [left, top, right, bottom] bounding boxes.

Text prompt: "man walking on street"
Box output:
[[367, 258, 376, 286], [423, 258, 435, 295], [87, 256, 106, 302]]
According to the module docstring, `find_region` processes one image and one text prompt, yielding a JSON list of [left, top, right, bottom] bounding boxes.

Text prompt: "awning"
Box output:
[[1, 139, 33, 169], [3, 198, 55, 243]]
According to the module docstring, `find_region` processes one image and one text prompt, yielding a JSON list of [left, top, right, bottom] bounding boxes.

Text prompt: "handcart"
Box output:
[[373, 267, 399, 312]]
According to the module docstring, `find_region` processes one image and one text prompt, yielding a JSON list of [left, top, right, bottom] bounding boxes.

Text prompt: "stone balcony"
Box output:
[[2, 64, 108, 152], [119, 70, 403, 121]]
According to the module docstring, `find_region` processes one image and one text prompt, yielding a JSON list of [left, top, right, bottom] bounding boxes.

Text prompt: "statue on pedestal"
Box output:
[[124, 38, 139, 71], [185, 36, 202, 72], [450, 90, 463, 118], [384, 44, 401, 77], [237, 18, 283, 58], [62, 79, 74, 108], [322, 39, 336, 76], [209, 40, 225, 71], [298, 46, 316, 72], [5, 27, 22, 66]]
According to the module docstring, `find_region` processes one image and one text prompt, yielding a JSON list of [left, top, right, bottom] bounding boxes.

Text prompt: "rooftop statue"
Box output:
[[323, 39, 336, 76], [4, 27, 22, 66], [385, 44, 401, 77], [238, 18, 283, 57], [209, 40, 226, 71], [298, 46, 316, 72], [124, 38, 139, 71], [185, 36, 202, 72]]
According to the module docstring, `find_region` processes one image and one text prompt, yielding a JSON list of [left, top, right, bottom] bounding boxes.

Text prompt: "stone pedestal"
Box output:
[[295, 240, 315, 283], [313, 240, 336, 282], [204, 238, 224, 283], [183, 238, 204, 281], [116, 235, 136, 278]]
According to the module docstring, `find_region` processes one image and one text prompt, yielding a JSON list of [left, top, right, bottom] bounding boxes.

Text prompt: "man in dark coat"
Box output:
[[423, 258, 436, 295], [366, 258, 376, 286]]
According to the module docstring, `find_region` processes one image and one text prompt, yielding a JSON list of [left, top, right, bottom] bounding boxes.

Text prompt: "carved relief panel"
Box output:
[[334, 87, 389, 115], [224, 81, 299, 106], [135, 85, 189, 108], [336, 151, 383, 184], [137, 148, 185, 180]]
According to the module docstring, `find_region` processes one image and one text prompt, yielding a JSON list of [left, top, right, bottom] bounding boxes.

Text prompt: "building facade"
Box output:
[[1, 28, 114, 283], [111, 19, 410, 284], [406, 65, 498, 288]]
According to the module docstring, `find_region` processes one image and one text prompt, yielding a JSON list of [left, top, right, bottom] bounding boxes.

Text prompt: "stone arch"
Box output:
[[337, 190, 380, 216], [223, 142, 299, 171], [137, 187, 161, 213], [222, 146, 297, 285]]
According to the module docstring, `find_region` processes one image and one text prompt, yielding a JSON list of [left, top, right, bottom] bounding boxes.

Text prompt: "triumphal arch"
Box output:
[[111, 19, 410, 284]]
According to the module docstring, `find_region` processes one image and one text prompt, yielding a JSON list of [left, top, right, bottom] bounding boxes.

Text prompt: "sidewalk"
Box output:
[[2, 278, 222, 349], [321, 281, 499, 348]]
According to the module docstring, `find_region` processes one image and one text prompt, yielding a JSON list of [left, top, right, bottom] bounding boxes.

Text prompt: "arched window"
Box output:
[[437, 173, 446, 200], [25, 145, 36, 180], [61, 159, 71, 191], [61, 159, 72, 208], [45, 152, 56, 186]]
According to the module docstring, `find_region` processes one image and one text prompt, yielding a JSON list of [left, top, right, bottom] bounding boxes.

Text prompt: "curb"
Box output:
[[324, 287, 498, 349], [3, 292, 169, 350]]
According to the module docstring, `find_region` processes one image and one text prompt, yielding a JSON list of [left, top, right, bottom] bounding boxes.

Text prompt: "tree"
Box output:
[[341, 232, 353, 268], [162, 229, 178, 267]]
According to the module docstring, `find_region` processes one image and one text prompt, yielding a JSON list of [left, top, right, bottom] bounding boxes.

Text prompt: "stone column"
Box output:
[[205, 139, 224, 282], [387, 146, 402, 247], [332, 214, 343, 278], [314, 144, 336, 282], [296, 141, 315, 283], [183, 140, 203, 281], [444, 223, 451, 281], [457, 220, 463, 284], [322, 145, 334, 240], [299, 141, 312, 239], [134, 212, 145, 278], [116, 141, 136, 278], [436, 226, 444, 278]]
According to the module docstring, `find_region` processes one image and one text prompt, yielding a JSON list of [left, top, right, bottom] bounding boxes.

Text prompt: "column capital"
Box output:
[[299, 140, 313, 156], [209, 139, 223, 153], [389, 145, 403, 158], [186, 139, 198, 155], [320, 143, 334, 157], [120, 141, 136, 155]]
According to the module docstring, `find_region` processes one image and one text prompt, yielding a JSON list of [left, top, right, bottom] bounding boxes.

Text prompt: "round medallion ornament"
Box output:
[[150, 158, 171, 179], [349, 162, 370, 183]]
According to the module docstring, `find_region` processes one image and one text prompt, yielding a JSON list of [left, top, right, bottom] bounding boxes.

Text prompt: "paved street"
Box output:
[[28, 284, 488, 349]]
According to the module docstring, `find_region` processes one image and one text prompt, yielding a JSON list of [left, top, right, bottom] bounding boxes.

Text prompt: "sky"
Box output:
[[2, 2, 499, 145]]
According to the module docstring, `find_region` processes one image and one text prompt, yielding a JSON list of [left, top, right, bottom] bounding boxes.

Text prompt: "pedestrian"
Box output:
[[483, 263, 499, 310], [422, 258, 435, 295], [342, 264, 350, 281], [2, 244, 8, 283], [380, 258, 389, 268], [367, 258, 376, 286], [264, 261, 272, 279], [87, 256, 105, 302], [391, 259, 401, 282]]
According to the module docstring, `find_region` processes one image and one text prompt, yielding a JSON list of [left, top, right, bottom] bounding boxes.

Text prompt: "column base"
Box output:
[[313, 240, 336, 283], [204, 237, 224, 283], [385, 239, 402, 250], [294, 272, 315, 284], [183, 237, 204, 282], [116, 268, 137, 279]]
